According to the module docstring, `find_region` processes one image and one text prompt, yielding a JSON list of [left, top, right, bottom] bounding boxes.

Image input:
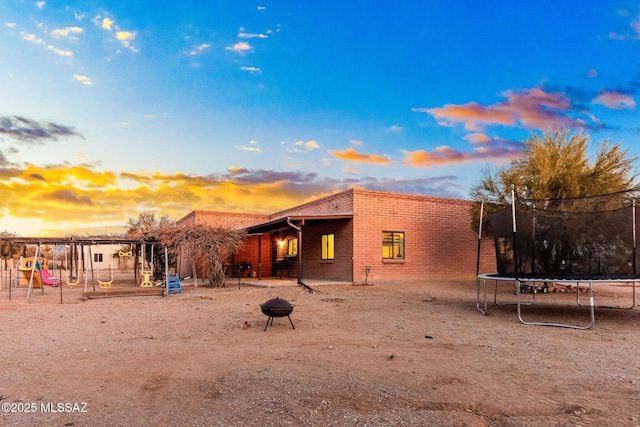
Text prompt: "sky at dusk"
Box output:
[[1, 1, 640, 236]]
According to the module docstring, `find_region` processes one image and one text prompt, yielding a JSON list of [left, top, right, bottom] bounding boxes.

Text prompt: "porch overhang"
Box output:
[[245, 213, 354, 235]]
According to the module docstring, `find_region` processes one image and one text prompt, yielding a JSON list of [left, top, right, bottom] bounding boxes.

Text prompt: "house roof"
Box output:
[[245, 213, 354, 234]]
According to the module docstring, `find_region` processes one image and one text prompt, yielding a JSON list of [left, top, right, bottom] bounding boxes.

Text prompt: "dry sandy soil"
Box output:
[[0, 277, 639, 426]]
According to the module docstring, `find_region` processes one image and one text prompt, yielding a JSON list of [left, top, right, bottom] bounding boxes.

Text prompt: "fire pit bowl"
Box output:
[[260, 297, 295, 331]]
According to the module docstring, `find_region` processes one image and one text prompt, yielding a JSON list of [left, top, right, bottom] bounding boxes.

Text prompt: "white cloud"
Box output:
[[234, 145, 261, 152], [20, 32, 42, 44], [73, 74, 92, 86], [36, 1, 45, 9], [305, 141, 320, 150], [5, 23, 16, 28], [188, 43, 211, 55], [226, 42, 251, 53], [240, 66, 261, 73], [51, 26, 83, 38], [349, 139, 363, 146], [238, 30, 268, 39], [48, 45, 73, 56], [101, 17, 114, 31], [387, 125, 403, 132]]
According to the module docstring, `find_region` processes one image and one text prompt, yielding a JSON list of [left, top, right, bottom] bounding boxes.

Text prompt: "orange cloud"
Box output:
[[592, 91, 636, 110], [402, 137, 523, 167], [328, 148, 394, 165], [415, 87, 588, 132]]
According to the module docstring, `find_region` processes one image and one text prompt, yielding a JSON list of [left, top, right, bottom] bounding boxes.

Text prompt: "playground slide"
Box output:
[[40, 268, 60, 286]]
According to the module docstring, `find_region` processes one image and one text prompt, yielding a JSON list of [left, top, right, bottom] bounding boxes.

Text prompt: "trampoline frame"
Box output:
[[476, 188, 639, 329], [476, 273, 637, 330]]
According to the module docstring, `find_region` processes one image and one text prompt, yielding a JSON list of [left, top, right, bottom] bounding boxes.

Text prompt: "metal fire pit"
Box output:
[[260, 297, 295, 331]]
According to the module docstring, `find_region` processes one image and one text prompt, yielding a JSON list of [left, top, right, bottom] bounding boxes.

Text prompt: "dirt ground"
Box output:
[[0, 276, 639, 427]]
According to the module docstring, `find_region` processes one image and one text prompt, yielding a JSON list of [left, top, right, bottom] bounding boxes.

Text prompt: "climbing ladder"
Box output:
[[167, 273, 182, 295]]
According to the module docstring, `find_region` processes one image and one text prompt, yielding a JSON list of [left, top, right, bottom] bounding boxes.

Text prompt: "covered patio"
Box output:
[[244, 213, 354, 286]]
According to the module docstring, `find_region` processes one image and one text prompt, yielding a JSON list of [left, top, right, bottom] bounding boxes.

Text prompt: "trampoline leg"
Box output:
[[476, 277, 488, 315], [517, 281, 595, 330], [576, 281, 637, 310]]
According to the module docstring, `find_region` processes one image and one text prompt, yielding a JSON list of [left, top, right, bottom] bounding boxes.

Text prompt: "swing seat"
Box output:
[[98, 280, 113, 289], [140, 270, 153, 287], [167, 274, 182, 295], [66, 279, 80, 286]]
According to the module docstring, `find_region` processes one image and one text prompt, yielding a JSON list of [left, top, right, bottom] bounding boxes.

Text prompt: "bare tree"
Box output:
[[161, 222, 246, 287], [126, 212, 176, 279]]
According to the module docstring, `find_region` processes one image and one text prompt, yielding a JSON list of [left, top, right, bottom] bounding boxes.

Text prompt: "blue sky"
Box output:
[[1, 1, 640, 236]]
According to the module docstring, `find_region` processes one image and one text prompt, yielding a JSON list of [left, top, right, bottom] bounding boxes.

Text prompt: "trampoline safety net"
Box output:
[[487, 190, 640, 278]]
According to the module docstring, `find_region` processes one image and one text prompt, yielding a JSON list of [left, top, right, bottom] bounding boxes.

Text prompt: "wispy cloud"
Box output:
[[188, 43, 211, 55], [240, 66, 261, 73], [387, 125, 403, 132], [0, 115, 83, 143], [20, 31, 43, 44], [116, 31, 137, 51], [402, 136, 523, 167], [415, 87, 590, 132], [296, 140, 320, 150], [234, 145, 261, 152], [73, 74, 93, 86], [94, 15, 138, 52], [36, 1, 45, 9], [328, 147, 394, 165], [5, 22, 16, 28], [238, 27, 268, 39], [48, 45, 72, 56], [593, 90, 636, 110], [51, 26, 83, 38]]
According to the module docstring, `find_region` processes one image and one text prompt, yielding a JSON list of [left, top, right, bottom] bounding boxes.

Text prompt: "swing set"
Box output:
[[1, 236, 176, 300]]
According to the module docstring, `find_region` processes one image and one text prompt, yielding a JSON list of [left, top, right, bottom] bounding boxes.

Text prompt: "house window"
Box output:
[[321, 233, 334, 260], [382, 231, 404, 259], [287, 237, 298, 256], [94, 253, 103, 263]]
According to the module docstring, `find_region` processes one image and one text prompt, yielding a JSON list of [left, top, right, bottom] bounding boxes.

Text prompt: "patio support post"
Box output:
[[287, 217, 303, 285]]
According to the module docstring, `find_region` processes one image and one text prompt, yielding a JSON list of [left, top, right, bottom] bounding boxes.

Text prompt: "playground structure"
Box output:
[[17, 256, 60, 289], [0, 236, 181, 300]]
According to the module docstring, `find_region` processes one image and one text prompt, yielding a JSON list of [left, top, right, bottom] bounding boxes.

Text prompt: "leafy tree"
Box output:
[[470, 131, 639, 233], [471, 130, 638, 204]]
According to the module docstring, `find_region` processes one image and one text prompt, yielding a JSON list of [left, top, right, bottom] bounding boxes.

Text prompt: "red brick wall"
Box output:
[[351, 189, 495, 283], [176, 189, 497, 282]]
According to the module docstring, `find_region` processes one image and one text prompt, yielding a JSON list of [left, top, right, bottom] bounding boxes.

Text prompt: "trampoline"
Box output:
[[476, 188, 640, 329]]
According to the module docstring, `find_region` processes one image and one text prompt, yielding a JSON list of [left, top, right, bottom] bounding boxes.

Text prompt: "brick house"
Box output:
[[177, 188, 496, 284]]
